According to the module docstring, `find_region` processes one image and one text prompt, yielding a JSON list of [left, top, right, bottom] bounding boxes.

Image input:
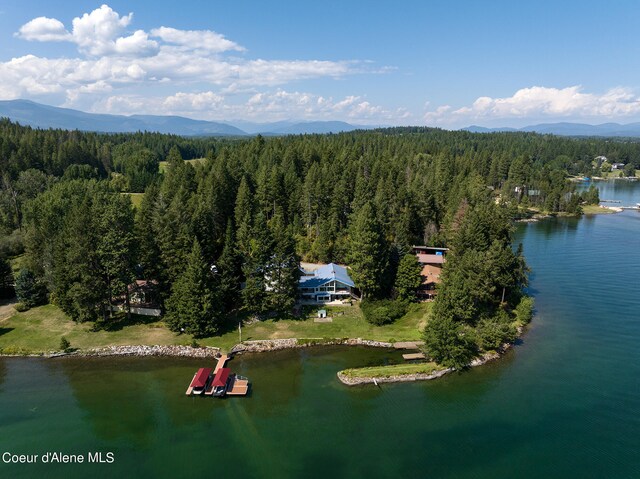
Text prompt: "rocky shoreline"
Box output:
[[0, 338, 394, 358], [230, 338, 392, 354], [70, 344, 221, 358]]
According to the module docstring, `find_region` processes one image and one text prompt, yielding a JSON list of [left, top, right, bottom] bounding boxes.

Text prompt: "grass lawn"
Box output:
[[340, 361, 444, 378], [596, 170, 640, 179], [202, 303, 430, 351], [582, 204, 616, 215], [0, 305, 188, 354], [0, 302, 431, 354]]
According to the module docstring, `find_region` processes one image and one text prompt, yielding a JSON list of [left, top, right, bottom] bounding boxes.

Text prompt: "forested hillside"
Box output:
[[1, 121, 638, 342]]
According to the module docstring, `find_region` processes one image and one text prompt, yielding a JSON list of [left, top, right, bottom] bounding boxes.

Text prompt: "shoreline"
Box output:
[[0, 335, 521, 386], [0, 337, 394, 359]]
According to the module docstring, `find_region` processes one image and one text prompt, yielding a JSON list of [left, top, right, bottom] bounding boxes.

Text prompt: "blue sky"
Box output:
[[1, 1, 640, 127]]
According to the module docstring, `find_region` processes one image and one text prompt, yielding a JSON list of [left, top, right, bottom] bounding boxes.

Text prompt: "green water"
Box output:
[[1, 181, 640, 478]]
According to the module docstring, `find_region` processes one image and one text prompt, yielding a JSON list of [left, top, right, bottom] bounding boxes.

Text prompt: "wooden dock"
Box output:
[[402, 352, 426, 360], [214, 354, 228, 373], [185, 354, 250, 397], [227, 376, 250, 396]]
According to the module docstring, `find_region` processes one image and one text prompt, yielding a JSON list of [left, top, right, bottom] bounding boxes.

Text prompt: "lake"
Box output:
[[1, 180, 639, 478]]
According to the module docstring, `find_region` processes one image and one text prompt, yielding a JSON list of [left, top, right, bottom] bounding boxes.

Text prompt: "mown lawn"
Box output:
[[0, 302, 431, 354], [340, 361, 444, 378], [582, 204, 616, 215], [0, 305, 187, 354]]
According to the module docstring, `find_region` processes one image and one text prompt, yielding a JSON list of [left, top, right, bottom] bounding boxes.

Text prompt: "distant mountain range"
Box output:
[[463, 122, 640, 137], [0, 99, 374, 136], [6, 99, 640, 138]]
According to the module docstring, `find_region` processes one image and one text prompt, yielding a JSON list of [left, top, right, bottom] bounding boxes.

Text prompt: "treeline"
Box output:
[[1, 122, 637, 338]]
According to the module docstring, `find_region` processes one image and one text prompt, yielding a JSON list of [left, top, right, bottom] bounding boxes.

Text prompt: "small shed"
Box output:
[[318, 309, 327, 318]]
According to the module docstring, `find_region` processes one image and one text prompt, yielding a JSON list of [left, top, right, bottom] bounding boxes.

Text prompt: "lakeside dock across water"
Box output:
[[186, 354, 249, 398]]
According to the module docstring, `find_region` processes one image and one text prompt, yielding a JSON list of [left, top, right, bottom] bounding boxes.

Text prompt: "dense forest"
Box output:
[[1, 119, 638, 360]]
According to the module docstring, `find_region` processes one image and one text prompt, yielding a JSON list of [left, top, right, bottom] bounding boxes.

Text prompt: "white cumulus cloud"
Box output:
[[425, 86, 640, 127], [16, 16, 72, 42], [150, 27, 244, 53], [7, 4, 393, 123]]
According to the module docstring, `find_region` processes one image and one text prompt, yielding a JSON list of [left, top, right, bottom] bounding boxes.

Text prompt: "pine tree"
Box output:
[[96, 193, 136, 316], [347, 202, 387, 299], [264, 213, 300, 314], [135, 182, 163, 281], [394, 254, 422, 301], [423, 315, 477, 369], [165, 240, 222, 338], [241, 212, 272, 314], [217, 220, 241, 312], [14, 269, 47, 307], [234, 176, 255, 256], [0, 256, 14, 299]]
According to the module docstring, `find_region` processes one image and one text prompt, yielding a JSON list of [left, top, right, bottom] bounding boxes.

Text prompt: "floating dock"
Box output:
[[402, 353, 426, 360], [227, 376, 250, 396], [185, 354, 249, 397]]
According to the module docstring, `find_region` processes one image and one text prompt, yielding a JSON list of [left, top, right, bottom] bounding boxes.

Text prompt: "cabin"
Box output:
[[612, 162, 626, 170], [412, 246, 448, 300], [298, 263, 357, 303], [109, 279, 162, 316]]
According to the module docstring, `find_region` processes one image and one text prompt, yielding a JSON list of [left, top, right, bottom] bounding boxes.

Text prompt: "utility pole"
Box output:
[[239, 321, 242, 343]]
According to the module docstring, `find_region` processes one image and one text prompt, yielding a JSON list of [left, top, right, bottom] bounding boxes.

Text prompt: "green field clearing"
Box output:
[[158, 157, 207, 173]]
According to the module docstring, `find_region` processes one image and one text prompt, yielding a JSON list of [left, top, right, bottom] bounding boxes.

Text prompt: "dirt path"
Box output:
[[0, 299, 17, 322]]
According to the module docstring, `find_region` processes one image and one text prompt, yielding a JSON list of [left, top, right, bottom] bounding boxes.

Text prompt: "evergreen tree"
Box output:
[[264, 213, 300, 314], [0, 256, 13, 299], [217, 220, 241, 312], [394, 253, 422, 301], [347, 202, 387, 298], [96, 193, 136, 316], [14, 269, 47, 307], [234, 176, 255, 256], [165, 240, 222, 338], [423, 315, 477, 369], [241, 212, 272, 314]]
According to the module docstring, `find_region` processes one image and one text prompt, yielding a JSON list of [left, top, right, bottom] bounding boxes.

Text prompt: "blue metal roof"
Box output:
[[299, 263, 355, 288]]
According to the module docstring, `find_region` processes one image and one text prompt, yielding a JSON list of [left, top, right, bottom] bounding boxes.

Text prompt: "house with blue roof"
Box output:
[[298, 263, 357, 303]]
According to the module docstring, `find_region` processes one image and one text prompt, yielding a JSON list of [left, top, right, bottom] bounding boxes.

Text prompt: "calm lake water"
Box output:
[[1, 181, 639, 479]]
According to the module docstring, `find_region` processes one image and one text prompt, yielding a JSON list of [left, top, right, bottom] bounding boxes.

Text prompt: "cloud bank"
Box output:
[[425, 86, 640, 128], [4, 4, 399, 123]]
